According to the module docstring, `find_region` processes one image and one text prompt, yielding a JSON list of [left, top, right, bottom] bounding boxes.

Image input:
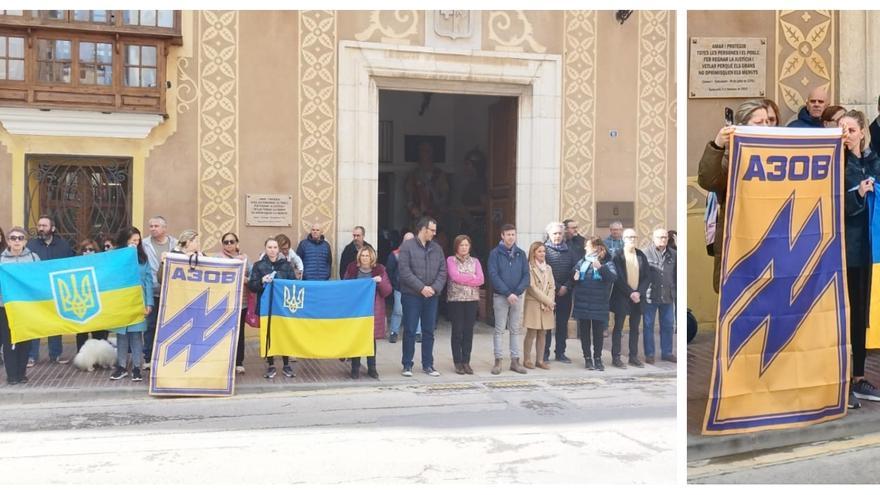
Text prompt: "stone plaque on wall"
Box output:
[[689, 37, 767, 98], [596, 201, 634, 229], [246, 194, 293, 227]]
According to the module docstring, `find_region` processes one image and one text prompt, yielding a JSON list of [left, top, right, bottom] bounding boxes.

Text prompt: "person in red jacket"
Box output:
[[343, 245, 392, 379]]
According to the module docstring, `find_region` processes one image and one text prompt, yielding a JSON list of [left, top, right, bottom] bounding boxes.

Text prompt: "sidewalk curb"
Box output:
[[0, 370, 676, 405], [687, 404, 880, 462]]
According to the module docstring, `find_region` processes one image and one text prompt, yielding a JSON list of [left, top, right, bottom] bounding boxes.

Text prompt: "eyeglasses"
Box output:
[[104, 244, 112, 249], [8, 235, 25, 241], [624, 236, 637, 239], [223, 239, 237, 245]]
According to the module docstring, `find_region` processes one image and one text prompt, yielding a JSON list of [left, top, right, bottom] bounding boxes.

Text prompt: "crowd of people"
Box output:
[[698, 89, 880, 410], [0, 214, 678, 386]]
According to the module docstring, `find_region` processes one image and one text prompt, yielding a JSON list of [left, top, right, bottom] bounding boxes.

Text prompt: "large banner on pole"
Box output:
[[0, 248, 144, 343], [150, 254, 245, 397], [704, 127, 849, 435], [260, 278, 375, 359]]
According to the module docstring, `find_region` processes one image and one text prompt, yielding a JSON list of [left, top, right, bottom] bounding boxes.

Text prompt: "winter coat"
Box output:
[[248, 256, 297, 315], [26, 235, 75, 261], [339, 241, 373, 280], [397, 237, 447, 297], [343, 262, 392, 339], [295, 235, 332, 281], [644, 245, 677, 305], [697, 140, 728, 292], [787, 106, 823, 128], [487, 242, 530, 297], [523, 262, 556, 330], [610, 248, 649, 314], [844, 149, 880, 268], [386, 250, 401, 292], [110, 260, 152, 334], [446, 255, 484, 302], [871, 118, 880, 157], [571, 254, 617, 323], [544, 241, 575, 291], [0, 248, 40, 307]]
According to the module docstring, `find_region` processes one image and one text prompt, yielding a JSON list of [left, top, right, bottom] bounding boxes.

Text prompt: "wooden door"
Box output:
[[488, 96, 517, 252], [485, 97, 518, 323]]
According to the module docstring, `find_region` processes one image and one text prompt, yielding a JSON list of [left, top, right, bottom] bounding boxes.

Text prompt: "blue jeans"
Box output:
[[390, 290, 420, 336], [116, 331, 144, 369], [401, 293, 438, 370], [643, 302, 674, 358], [28, 335, 63, 361]]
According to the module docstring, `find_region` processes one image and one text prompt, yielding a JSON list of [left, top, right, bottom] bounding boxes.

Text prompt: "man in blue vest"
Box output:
[[26, 214, 75, 366], [296, 223, 333, 281]]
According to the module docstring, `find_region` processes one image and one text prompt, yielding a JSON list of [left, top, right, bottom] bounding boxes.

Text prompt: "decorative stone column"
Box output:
[[838, 11, 880, 121]]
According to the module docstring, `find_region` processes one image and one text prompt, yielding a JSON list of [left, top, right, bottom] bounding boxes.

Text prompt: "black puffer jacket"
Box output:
[[544, 241, 575, 292], [571, 254, 617, 323], [248, 256, 297, 314], [844, 149, 880, 268]]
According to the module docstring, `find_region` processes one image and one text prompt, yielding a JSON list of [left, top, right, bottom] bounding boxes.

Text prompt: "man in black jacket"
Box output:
[[339, 226, 372, 279], [26, 215, 75, 365], [611, 229, 649, 368], [543, 222, 575, 363]]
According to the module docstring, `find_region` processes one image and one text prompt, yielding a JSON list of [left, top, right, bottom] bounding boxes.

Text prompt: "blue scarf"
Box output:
[[579, 253, 602, 281]]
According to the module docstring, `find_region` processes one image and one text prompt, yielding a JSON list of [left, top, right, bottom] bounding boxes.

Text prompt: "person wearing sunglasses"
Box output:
[[103, 238, 115, 252], [74, 238, 109, 353], [214, 232, 251, 374], [1, 227, 39, 384]]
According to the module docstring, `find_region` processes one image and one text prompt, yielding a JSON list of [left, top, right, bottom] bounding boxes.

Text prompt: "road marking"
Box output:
[[688, 431, 880, 480]]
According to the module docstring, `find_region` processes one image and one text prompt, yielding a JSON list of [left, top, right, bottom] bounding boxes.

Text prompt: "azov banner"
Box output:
[[704, 127, 849, 434], [150, 254, 245, 397]]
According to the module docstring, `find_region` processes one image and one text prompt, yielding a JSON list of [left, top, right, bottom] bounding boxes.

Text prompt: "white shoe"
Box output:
[[143, 361, 151, 370], [235, 365, 245, 374], [26, 358, 35, 368]]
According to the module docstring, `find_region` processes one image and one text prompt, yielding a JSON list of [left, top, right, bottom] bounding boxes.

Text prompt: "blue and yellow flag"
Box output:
[[865, 193, 880, 349], [260, 278, 375, 359], [150, 254, 245, 397], [704, 126, 849, 435], [0, 248, 144, 343]]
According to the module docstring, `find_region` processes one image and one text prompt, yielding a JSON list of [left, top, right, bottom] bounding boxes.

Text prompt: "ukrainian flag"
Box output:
[[0, 247, 144, 343], [260, 278, 375, 359]]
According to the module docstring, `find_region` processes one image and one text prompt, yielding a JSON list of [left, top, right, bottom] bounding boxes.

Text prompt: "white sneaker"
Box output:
[[143, 361, 151, 370], [401, 367, 413, 377], [26, 358, 35, 368], [423, 367, 440, 377], [235, 365, 245, 374]]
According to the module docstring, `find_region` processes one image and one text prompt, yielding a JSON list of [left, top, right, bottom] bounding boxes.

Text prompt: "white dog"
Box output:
[[72, 338, 117, 372]]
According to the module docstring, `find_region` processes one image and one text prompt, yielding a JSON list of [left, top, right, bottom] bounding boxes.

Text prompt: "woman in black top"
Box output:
[[249, 237, 297, 380]]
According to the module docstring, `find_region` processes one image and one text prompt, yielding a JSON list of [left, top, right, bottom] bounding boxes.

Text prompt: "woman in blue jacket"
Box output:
[[109, 227, 153, 382], [571, 236, 617, 371]]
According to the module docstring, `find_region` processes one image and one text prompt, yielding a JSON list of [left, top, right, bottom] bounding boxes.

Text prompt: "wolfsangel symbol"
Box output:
[[283, 285, 305, 313], [50, 267, 101, 323]]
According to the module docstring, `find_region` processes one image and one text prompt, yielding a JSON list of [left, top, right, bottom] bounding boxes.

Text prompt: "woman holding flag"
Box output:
[[108, 227, 153, 382], [249, 237, 297, 380], [343, 245, 392, 379], [0, 227, 38, 385], [841, 109, 880, 407]]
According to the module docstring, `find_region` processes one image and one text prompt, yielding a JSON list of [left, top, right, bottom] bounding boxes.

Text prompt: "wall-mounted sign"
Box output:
[[246, 194, 292, 227], [689, 37, 766, 99]]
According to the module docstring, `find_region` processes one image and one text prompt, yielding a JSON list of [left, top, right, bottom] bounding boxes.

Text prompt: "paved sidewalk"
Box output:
[[1, 320, 676, 403], [688, 330, 880, 461]]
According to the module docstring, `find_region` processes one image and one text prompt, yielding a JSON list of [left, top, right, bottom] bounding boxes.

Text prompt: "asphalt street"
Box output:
[[689, 432, 880, 484], [0, 374, 675, 484]]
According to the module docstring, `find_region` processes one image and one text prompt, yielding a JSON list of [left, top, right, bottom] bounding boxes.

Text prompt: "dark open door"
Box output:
[[488, 97, 517, 252]]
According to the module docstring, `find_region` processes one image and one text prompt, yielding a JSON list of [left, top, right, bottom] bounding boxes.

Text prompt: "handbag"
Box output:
[[567, 318, 579, 339], [245, 289, 260, 328]]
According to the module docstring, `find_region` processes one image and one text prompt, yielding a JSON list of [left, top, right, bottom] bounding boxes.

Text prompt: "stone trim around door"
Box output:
[[337, 41, 562, 259]]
